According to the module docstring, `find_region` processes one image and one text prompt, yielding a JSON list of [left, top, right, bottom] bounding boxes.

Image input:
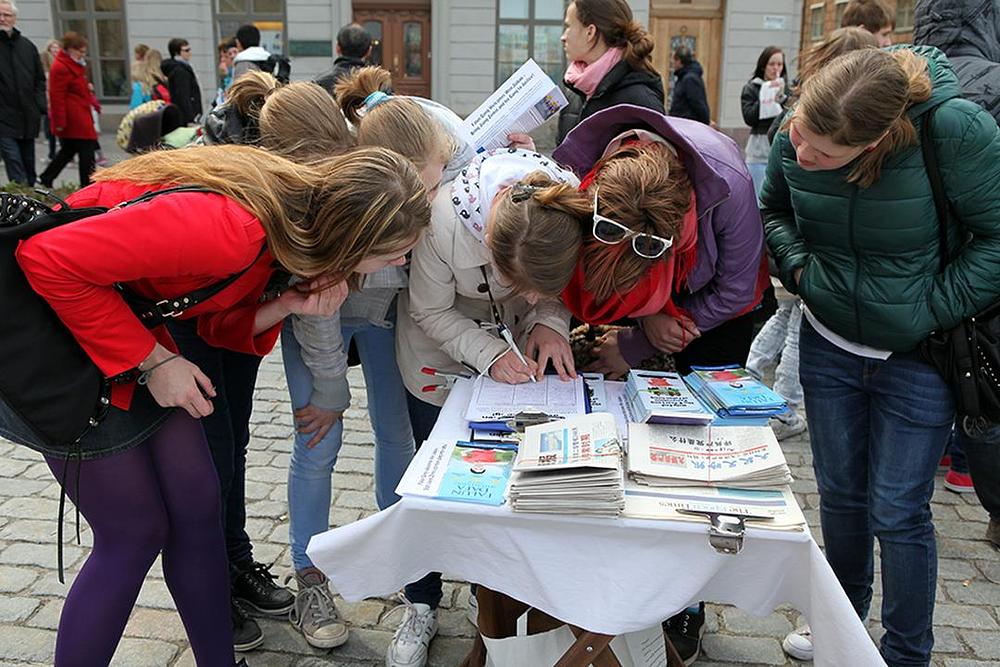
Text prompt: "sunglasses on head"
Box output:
[[591, 187, 673, 259]]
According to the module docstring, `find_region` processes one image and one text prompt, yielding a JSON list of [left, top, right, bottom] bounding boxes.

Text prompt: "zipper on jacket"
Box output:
[[848, 186, 863, 342]]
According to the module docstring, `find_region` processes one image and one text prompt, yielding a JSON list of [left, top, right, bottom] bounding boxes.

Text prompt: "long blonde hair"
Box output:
[[133, 48, 167, 96], [335, 66, 452, 170], [489, 172, 590, 297], [227, 70, 353, 163], [797, 48, 932, 187], [796, 27, 879, 92], [94, 145, 430, 283], [584, 143, 692, 300]]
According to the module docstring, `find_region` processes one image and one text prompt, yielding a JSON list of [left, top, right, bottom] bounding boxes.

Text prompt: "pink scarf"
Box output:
[[564, 48, 624, 99]]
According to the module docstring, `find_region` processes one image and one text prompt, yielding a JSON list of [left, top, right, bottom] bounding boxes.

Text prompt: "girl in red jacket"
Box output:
[[38, 31, 98, 188], [11, 144, 430, 667]]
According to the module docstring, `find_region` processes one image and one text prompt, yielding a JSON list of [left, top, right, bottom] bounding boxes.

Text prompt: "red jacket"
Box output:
[[16, 181, 281, 408], [47, 49, 97, 140]]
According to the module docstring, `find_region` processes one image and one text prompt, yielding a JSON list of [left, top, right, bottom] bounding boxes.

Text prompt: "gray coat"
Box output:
[[914, 0, 1000, 121]]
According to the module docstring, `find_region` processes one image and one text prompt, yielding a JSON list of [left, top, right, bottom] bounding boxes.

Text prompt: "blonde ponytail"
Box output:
[[334, 66, 392, 125], [226, 69, 280, 119], [490, 171, 590, 297], [798, 48, 932, 188]]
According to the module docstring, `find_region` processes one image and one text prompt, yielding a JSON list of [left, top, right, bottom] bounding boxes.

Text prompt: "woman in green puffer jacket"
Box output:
[[761, 45, 1000, 667]]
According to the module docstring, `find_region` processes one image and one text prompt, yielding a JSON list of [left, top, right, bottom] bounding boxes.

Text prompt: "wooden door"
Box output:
[[355, 6, 431, 98], [651, 16, 723, 122]]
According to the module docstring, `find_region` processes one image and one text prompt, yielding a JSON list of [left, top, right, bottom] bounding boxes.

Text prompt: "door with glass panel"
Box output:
[[355, 5, 431, 98]]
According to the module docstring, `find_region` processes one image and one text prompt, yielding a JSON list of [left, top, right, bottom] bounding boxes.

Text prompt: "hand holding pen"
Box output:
[[489, 337, 538, 385]]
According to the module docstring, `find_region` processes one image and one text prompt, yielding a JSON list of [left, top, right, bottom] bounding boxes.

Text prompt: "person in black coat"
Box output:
[[162, 37, 203, 124], [556, 0, 664, 143], [740, 46, 789, 197], [668, 46, 710, 124], [0, 1, 46, 186], [314, 23, 372, 97]]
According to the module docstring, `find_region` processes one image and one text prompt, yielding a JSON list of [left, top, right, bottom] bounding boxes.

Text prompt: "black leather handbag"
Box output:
[[918, 107, 1000, 433]]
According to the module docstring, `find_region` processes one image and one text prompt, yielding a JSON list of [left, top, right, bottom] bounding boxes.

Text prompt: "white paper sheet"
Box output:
[[465, 375, 587, 422]]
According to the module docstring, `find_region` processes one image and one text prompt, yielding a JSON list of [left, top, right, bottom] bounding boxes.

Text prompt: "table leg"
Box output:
[[556, 628, 620, 667]]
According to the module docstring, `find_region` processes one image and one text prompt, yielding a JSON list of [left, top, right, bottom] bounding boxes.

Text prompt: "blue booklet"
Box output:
[[687, 366, 787, 417], [625, 370, 714, 425], [397, 440, 515, 506]]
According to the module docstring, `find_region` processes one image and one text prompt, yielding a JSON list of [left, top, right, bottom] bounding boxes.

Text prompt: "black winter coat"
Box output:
[[161, 58, 202, 125], [557, 60, 665, 143], [914, 0, 1000, 122], [741, 78, 790, 135], [668, 61, 710, 124], [314, 55, 367, 96], [0, 28, 46, 139]]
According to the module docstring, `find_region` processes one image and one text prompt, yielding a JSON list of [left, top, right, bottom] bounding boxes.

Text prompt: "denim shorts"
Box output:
[[0, 385, 174, 461]]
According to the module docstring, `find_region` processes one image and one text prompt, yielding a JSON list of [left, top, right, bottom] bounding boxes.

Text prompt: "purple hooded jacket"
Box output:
[[552, 104, 765, 365]]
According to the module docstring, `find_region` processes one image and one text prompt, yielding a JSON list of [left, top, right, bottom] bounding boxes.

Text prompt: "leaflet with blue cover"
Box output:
[[686, 366, 787, 417], [396, 440, 515, 506]]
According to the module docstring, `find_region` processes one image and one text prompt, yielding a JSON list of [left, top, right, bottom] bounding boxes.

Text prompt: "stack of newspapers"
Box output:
[[627, 423, 792, 489], [508, 413, 625, 517]]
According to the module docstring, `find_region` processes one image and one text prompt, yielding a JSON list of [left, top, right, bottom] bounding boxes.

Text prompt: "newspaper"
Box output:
[[461, 59, 569, 152]]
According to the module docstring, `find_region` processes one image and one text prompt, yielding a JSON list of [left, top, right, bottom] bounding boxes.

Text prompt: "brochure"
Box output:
[[461, 59, 569, 152], [626, 370, 714, 425], [396, 440, 515, 506], [687, 366, 787, 417]]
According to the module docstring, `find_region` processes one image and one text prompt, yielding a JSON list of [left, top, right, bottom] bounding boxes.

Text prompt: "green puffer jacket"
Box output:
[[761, 45, 1000, 352]]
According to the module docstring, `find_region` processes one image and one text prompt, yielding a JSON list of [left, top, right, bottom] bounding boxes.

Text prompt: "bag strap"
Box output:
[[920, 106, 951, 272]]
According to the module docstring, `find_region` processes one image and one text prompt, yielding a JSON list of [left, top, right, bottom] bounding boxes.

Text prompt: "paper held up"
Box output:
[[758, 77, 784, 120], [461, 59, 568, 152]]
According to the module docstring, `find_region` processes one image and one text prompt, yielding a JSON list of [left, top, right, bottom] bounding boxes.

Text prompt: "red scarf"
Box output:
[[562, 164, 700, 325]]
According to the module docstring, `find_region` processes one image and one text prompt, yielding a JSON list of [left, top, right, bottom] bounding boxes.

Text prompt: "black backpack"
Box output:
[[0, 187, 262, 450], [265, 54, 292, 84]]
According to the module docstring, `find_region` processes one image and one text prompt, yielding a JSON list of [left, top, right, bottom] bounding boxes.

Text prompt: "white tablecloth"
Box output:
[[308, 380, 885, 667]]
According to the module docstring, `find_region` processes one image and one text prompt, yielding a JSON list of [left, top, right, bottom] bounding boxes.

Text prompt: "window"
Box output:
[[215, 0, 287, 56], [496, 0, 566, 85], [834, 0, 848, 28], [51, 0, 128, 99], [895, 0, 915, 31], [809, 3, 825, 41]]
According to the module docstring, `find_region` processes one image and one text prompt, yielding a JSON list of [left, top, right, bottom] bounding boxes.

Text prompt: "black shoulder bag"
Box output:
[[0, 186, 265, 450], [918, 107, 1000, 434]]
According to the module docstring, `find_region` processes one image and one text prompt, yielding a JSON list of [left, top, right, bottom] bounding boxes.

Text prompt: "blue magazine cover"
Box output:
[[688, 366, 787, 416]]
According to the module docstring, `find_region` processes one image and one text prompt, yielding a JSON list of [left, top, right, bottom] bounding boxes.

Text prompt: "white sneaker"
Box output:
[[466, 589, 478, 627], [771, 411, 807, 441], [782, 623, 813, 660], [386, 599, 438, 667]]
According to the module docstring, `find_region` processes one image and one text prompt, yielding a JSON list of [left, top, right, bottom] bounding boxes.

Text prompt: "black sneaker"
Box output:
[[232, 560, 295, 616], [232, 599, 264, 652], [662, 602, 706, 666]]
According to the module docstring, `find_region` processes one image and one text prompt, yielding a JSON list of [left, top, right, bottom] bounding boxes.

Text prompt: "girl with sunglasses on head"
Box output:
[[392, 146, 590, 667], [552, 104, 768, 664]]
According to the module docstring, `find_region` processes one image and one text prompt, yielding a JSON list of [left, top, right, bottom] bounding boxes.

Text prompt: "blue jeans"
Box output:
[[0, 136, 36, 186], [800, 320, 953, 666], [283, 317, 416, 572], [747, 161, 768, 203]]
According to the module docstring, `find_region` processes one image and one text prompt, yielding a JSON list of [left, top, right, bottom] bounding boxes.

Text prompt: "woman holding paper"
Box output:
[[741, 46, 789, 198]]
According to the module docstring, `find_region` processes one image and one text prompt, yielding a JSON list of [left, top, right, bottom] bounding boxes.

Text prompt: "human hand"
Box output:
[[489, 349, 538, 384], [277, 275, 349, 318], [507, 133, 536, 151], [640, 313, 700, 353], [142, 347, 216, 418], [585, 330, 630, 380], [526, 325, 576, 381], [294, 404, 343, 448]]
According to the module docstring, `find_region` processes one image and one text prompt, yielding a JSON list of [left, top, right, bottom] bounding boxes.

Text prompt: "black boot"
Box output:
[[662, 602, 705, 666], [231, 560, 295, 616], [232, 599, 264, 652]]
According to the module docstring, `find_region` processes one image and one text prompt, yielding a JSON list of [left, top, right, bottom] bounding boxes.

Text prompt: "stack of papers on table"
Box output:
[[626, 370, 715, 425], [627, 423, 792, 488], [509, 413, 624, 517], [685, 366, 788, 418], [396, 440, 515, 506], [464, 375, 588, 428], [623, 481, 806, 529]]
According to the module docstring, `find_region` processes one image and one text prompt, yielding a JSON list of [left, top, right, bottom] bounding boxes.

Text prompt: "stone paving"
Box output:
[[1, 347, 998, 666]]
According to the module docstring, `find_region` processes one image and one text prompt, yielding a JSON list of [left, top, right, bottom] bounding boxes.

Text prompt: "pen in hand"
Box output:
[[499, 325, 536, 383]]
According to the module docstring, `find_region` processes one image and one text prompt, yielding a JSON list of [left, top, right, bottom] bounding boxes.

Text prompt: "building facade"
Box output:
[[800, 0, 914, 53], [16, 0, 801, 135]]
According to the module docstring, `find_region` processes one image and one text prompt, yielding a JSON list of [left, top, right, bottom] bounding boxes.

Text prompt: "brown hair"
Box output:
[[335, 66, 452, 171], [796, 27, 879, 90], [797, 48, 932, 188], [572, 0, 658, 76], [227, 70, 353, 164], [841, 0, 893, 31], [61, 31, 88, 51], [94, 145, 430, 284], [134, 43, 150, 60], [41, 39, 60, 73], [583, 143, 691, 300], [489, 172, 590, 297]]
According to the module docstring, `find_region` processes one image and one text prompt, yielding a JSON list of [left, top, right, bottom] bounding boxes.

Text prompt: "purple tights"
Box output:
[[46, 411, 234, 666]]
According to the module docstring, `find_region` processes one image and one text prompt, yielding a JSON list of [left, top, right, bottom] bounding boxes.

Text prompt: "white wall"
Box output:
[[718, 0, 801, 130], [437, 0, 496, 116]]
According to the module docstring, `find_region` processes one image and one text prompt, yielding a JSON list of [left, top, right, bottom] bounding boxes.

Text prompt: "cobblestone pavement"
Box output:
[[0, 348, 997, 666]]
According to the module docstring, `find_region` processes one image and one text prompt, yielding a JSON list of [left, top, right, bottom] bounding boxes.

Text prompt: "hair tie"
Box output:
[[364, 90, 391, 111], [510, 184, 542, 203]]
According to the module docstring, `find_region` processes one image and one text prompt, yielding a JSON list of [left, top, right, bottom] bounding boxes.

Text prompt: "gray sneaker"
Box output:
[[287, 568, 349, 649], [771, 411, 807, 441]]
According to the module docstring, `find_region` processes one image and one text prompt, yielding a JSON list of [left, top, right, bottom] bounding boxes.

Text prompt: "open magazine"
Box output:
[[461, 59, 568, 152]]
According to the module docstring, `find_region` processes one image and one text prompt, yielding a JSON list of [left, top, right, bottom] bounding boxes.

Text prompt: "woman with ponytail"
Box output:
[[761, 46, 1000, 666], [557, 0, 664, 143], [392, 146, 589, 667]]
